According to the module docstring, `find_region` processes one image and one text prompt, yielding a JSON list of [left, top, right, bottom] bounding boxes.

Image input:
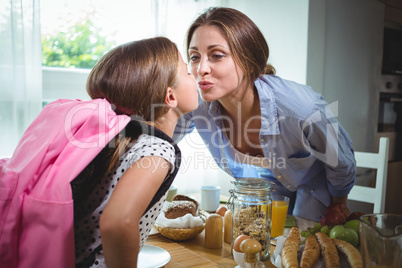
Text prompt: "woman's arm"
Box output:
[[331, 195, 348, 205], [100, 156, 171, 268], [304, 96, 356, 199]]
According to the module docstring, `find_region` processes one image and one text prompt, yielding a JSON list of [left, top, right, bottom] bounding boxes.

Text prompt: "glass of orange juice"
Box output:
[[270, 195, 290, 239]]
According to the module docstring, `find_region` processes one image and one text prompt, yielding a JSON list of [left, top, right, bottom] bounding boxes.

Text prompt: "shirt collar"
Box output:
[[206, 75, 281, 135], [255, 76, 280, 135], [207, 100, 221, 118]]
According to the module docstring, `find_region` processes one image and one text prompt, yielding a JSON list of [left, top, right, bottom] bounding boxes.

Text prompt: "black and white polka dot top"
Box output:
[[73, 128, 179, 267]]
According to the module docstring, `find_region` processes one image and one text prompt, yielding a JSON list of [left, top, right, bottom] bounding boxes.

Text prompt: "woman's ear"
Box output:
[[164, 87, 178, 109]]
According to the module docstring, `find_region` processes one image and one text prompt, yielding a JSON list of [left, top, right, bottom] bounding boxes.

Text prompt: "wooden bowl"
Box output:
[[154, 223, 205, 241], [154, 210, 208, 241]]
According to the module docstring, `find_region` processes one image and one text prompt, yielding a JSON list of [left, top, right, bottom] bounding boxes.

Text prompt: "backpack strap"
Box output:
[[122, 119, 181, 212]]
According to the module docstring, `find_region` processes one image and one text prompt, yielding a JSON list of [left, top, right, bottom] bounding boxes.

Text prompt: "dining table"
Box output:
[[145, 215, 317, 267]]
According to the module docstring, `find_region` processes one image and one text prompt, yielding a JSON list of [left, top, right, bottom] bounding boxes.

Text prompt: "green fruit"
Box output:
[[344, 219, 360, 235], [320, 225, 329, 235], [313, 222, 322, 231], [329, 225, 359, 247]]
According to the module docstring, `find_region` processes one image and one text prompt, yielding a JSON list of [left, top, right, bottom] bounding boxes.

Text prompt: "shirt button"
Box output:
[[310, 189, 314, 193], [260, 138, 264, 142], [278, 175, 282, 179], [286, 185, 290, 188]]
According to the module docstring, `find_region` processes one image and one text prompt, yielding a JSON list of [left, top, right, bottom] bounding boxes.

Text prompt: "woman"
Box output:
[[1, 37, 198, 268], [174, 7, 356, 222]]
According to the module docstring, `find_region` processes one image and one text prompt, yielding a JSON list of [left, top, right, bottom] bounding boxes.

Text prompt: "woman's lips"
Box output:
[[198, 81, 213, 91]]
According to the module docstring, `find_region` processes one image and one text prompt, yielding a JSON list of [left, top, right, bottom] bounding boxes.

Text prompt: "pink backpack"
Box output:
[[0, 99, 130, 268]]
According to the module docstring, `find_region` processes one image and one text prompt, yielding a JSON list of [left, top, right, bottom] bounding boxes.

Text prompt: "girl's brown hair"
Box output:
[[85, 37, 180, 174], [87, 36, 179, 121], [186, 7, 275, 86]]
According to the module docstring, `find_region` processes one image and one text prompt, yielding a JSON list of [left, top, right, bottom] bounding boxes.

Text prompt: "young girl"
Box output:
[[0, 37, 198, 268], [77, 36, 198, 267]]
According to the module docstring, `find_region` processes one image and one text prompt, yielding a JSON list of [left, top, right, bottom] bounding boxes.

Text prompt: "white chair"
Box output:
[[348, 137, 389, 213]]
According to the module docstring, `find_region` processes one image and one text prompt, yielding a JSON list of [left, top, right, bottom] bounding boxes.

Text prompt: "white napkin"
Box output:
[[273, 236, 287, 267], [155, 202, 204, 228]]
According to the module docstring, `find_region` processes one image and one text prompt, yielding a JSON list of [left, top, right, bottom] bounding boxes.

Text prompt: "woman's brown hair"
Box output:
[[186, 7, 275, 86]]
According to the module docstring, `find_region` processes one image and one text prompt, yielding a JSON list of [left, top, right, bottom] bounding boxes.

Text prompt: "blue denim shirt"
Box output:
[[174, 75, 356, 221]]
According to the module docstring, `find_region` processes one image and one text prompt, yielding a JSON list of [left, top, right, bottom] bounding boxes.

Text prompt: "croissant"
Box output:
[[315, 232, 340, 268], [281, 227, 300, 268], [300, 234, 320, 268], [332, 238, 363, 268]]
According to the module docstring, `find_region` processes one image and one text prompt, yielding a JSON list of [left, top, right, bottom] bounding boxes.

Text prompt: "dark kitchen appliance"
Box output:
[[377, 75, 402, 161], [382, 22, 402, 75]]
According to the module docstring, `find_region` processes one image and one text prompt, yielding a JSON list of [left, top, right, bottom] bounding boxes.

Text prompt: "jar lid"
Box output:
[[231, 178, 277, 193]]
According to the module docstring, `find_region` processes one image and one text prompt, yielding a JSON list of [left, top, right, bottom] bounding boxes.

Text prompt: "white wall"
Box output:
[[227, 0, 310, 85], [307, 0, 384, 152]]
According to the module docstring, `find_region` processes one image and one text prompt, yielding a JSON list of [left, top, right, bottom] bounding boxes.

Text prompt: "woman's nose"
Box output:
[[197, 57, 211, 76]]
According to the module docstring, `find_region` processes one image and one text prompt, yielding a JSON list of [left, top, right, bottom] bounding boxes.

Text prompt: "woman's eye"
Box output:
[[189, 55, 200, 62], [211, 54, 225, 61]]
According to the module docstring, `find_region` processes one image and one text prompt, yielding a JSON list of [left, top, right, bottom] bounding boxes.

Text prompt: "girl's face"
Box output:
[[173, 54, 198, 114], [188, 25, 247, 102]]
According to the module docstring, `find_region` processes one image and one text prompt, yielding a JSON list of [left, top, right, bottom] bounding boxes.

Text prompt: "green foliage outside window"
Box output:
[[41, 18, 115, 69]]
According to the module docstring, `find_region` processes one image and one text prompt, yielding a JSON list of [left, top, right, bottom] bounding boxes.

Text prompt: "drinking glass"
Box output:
[[360, 213, 402, 268], [270, 195, 289, 239]]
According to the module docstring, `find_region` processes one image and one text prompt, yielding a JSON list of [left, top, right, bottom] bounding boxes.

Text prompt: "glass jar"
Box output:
[[228, 178, 276, 261]]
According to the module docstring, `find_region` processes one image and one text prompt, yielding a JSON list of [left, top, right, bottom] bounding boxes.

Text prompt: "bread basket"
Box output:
[[154, 210, 209, 241]]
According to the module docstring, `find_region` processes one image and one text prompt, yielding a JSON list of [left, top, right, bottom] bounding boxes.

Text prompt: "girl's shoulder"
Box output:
[[125, 134, 176, 166]]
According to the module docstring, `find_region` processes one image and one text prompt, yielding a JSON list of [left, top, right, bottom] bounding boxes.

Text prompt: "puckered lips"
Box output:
[[198, 80, 214, 91]]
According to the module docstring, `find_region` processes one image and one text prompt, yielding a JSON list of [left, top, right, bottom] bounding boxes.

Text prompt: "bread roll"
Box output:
[[172, 194, 199, 209], [164, 200, 198, 219], [281, 227, 300, 268], [332, 238, 363, 268], [315, 232, 340, 268], [300, 234, 320, 268]]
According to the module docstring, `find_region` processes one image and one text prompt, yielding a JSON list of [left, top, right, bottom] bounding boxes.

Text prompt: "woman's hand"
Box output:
[[329, 195, 350, 218], [331, 195, 348, 206], [320, 196, 350, 226]]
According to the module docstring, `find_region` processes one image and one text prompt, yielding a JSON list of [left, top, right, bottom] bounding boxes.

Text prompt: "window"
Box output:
[[41, 0, 223, 101], [40, 0, 234, 196]]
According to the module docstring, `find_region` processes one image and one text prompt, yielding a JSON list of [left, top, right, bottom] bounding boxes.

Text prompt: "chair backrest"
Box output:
[[348, 137, 389, 213]]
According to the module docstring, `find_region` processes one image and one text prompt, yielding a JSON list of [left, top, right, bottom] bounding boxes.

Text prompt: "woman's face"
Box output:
[[173, 54, 198, 114], [188, 25, 246, 102]]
